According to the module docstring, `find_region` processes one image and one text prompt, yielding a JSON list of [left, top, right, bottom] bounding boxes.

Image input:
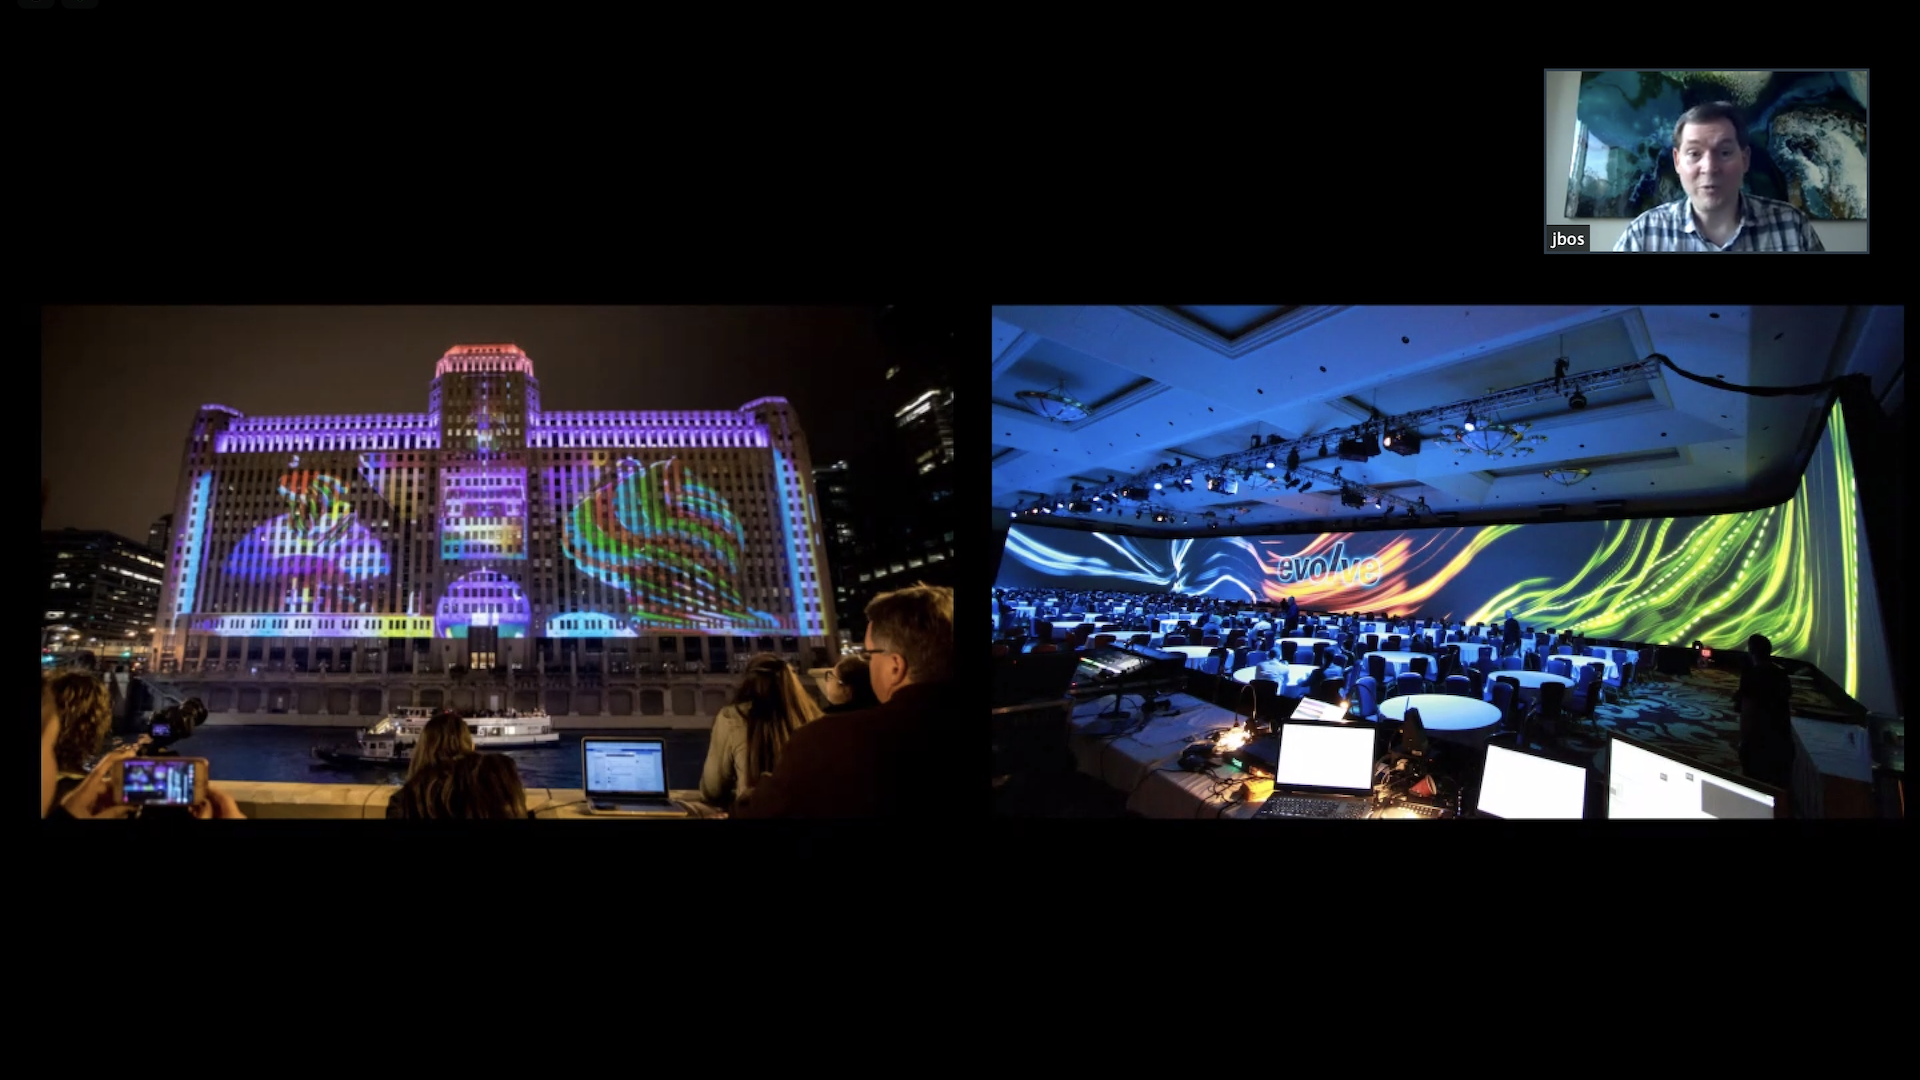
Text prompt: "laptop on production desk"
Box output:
[[1475, 743, 1590, 819], [582, 737, 690, 816], [1254, 721, 1377, 819]]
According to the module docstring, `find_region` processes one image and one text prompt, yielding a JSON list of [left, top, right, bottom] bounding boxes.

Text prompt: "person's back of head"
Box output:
[[828, 655, 881, 711], [732, 654, 824, 777], [45, 670, 113, 774], [457, 752, 529, 819], [390, 751, 474, 819], [863, 582, 954, 704], [1748, 633, 1772, 661], [409, 710, 475, 781]]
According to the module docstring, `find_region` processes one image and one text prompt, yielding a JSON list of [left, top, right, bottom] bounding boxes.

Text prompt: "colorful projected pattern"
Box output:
[[1000, 402, 1889, 710], [188, 614, 435, 638], [223, 466, 391, 613], [560, 456, 780, 631], [442, 467, 527, 560], [436, 570, 531, 639]]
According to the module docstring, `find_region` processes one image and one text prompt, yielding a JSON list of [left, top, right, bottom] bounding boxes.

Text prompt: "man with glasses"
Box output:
[[735, 582, 957, 817]]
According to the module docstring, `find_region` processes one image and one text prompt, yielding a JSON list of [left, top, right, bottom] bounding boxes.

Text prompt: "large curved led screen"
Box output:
[[999, 402, 1892, 714]]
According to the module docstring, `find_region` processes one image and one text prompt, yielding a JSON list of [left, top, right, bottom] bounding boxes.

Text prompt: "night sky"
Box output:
[[42, 306, 935, 542]]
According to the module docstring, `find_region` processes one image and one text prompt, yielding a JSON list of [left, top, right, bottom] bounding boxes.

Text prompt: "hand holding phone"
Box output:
[[118, 757, 209, 808], [60, 743, 151, 820]]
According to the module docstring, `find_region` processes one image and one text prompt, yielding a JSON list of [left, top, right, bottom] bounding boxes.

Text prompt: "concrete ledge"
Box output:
[[217, 781, 719, 818]]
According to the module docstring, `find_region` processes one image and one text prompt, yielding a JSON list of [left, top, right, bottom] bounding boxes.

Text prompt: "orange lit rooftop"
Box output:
[[436, 344, 535, 378]]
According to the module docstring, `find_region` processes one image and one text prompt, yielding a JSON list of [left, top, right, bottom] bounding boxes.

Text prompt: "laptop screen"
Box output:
[[1274, 722, 1376, 794], [1606, 736, 1776, 819], [1477, 744, 1587, 819], [583, 739, 668, 797]]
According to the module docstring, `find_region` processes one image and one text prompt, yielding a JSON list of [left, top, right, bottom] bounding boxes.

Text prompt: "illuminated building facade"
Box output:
[[43, 529, 165, 662], [150, 344, 835, 674]]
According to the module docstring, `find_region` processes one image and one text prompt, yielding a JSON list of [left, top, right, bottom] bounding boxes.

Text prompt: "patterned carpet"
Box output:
[[1526, 664, 1845, 778]]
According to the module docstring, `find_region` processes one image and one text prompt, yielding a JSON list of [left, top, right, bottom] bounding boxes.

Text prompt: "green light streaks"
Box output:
[[1461, 404, 1865, 659]]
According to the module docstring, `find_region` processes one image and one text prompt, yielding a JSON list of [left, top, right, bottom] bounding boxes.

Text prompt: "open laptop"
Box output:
[[1253, 721, 1378, 819], [1475, 743, 1589, 819], [582, 737, 690, 816]]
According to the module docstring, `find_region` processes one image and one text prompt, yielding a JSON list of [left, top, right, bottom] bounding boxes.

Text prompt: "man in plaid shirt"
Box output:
[[1614, 102, 1826, 252]]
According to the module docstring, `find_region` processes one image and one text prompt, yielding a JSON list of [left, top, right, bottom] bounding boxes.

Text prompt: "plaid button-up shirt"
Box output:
[[1614, 192, 1826, 252]]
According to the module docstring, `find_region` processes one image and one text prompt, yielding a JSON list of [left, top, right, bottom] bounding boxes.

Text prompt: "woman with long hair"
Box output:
[[699, 654, 822, 810], [45, 671, 115, 807], [818, 655, 880, 714], [387, 711, 476, 818]]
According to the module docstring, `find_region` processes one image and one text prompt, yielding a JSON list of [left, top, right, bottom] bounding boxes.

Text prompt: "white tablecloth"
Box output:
[[1065, 694, 1262, 819], [1161, 645, 1222, 670], [1278, 637, 1337, 653], [1231, 663, 1318, 694], [1374, 693, 1502, 732], [1560, 655, 1619, 683], [1486, 670, 1573, 702]]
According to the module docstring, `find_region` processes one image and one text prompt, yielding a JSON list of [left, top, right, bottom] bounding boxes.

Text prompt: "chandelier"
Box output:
[[1544, 466, 1591, 486], [1439, 409, 1546, 458], [1016, 381, 1090, 422]]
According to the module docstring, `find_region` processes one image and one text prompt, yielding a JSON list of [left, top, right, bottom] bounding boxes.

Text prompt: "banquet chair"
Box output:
[[1313, 643, 1332, 668], [1532, 680, 1567, 745], [1555, 645, 1574, 655], [1523, 650, 1543, 672], [1365, 633, 1379, 651], [1242, 678, 1285, 732], [1093, 634, 1116, 648], [1500, 656, 1524, 671], [1444, 674, 1473, 697], [1354, 676, 1382, 721], [1277, 640, 1297, 665], [1386, 635, 1403, 651], [1564, 666, 1604, 731], [1394, 671, 1424, 699], [1409, 655, 1431, 681], [1467, 667, 1487, 700], [1245, 650, 1269, 669], [1605, 661, 1635, 704], [1164, 635, 1187, 647], [1547, 658, 1572, 679], [1201, 634, 1221, 647], [1129, 633, 1151, 647], [1367, 653, 1389, 685]]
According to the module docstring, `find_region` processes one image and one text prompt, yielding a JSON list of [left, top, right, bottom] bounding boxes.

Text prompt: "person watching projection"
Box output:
[[45, 671, 116, 808], [1733, 633, 1795, 790], [386, 710, 477, 819], [699, 654, 823, 811], [819, 655, 880, 715], [734, 583, 958, 817]]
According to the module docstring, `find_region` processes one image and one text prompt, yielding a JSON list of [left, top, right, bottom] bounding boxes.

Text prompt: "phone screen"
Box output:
[[120, 758, 200, 806]]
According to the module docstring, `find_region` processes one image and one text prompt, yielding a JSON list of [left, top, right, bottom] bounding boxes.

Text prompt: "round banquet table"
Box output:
[[1374, 693, 1502, 732], [1231, 663, 1319, 691], [1361, 650, 1435, 677], [1160, 645, 1222, 670], [1277, 637, 1337, 653], [1561, 655, 1619, 682], [1484, 670, 1573, 702]]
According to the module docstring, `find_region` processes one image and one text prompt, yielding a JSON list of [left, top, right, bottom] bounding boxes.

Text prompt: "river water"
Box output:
[[147, 724, 716, 790]]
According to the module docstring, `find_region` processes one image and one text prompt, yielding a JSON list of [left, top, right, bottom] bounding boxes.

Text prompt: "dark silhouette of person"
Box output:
[[1732, 633, 1794, 790], [1501, 611, 1522, 658]]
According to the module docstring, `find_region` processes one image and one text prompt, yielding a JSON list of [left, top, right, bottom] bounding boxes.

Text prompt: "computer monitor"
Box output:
[[1477, 743, 1589, 819], [1273, 721, 1376, 795], [1606, 731, 1782, 819]]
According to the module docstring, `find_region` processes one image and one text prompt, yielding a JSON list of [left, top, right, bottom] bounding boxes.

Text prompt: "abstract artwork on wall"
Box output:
[[1565, 71, 1866, 219]]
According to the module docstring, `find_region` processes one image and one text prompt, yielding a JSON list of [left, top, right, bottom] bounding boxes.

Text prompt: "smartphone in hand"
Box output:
[[118, 757, 208, 808]]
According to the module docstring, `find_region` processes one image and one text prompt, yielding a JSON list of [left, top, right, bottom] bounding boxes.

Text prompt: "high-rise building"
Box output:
[[149, 344, 835, 675], [895, 387, 955, 474], [148, 513, 173, 555], [43, 529, 166, 663]]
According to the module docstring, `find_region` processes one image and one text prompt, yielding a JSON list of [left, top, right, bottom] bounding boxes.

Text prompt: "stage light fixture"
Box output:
[[1286, 447, 1301, 471], [1300, 481, 1312, 492], [1318, 439, 1329, 456], [1250, 434, 1263, 450], [1265, 456, 1276, 469], [1568, 385, 1587, 410], [1153, 480, 1163, 489], [1464, 411, 1476, 432], [1385, 430, 1421, 457]]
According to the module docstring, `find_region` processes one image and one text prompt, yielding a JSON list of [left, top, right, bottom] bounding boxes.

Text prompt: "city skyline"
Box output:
[[42, 306, 929, 543]]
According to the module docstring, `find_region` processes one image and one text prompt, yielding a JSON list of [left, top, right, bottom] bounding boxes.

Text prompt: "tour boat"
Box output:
[[311, 705, 559, 766]]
